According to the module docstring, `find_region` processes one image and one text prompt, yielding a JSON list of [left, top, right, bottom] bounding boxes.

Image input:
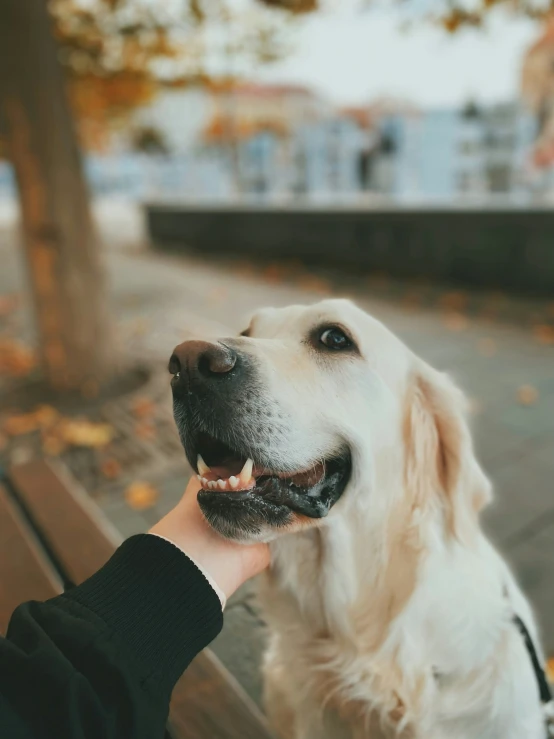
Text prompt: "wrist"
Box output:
[[149, 506, 244, 600], [148, 532, 227, 609], [149, 477, 270, 602]]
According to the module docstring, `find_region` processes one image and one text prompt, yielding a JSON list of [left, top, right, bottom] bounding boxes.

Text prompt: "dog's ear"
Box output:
[[404, 363, 492, 544]]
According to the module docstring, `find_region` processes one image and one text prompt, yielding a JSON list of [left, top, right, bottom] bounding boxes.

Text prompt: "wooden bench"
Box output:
[[0, 458, 274, 739]]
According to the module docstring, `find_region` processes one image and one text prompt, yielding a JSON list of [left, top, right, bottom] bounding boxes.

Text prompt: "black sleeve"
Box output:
[[0, 534, 224, 739]]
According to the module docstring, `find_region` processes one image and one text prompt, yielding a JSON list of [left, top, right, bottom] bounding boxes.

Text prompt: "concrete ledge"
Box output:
[[145, 202, 554, 295]]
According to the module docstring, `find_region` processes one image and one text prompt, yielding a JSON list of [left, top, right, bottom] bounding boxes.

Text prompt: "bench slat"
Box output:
[[9, 460, 274, 739], [0, 483, 62, 633], [168, 649, 272, 739], [10, 460, 118, 585]]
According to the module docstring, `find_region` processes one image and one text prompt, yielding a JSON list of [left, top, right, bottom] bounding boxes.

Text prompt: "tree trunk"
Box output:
[[0, 0, 113, 393]]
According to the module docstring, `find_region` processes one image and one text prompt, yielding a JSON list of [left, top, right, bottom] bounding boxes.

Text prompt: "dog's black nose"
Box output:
[[169, 340, 237, 380]]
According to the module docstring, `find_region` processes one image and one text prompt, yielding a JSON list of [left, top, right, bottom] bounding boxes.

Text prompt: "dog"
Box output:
[[169, 298, 548, 739]]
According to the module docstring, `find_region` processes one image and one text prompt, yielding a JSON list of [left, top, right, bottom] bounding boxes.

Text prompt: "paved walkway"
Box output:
[[1, 202, 553, 707]]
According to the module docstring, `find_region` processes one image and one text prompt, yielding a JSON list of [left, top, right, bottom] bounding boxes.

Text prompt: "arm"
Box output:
[[0, 478, 269, 739]]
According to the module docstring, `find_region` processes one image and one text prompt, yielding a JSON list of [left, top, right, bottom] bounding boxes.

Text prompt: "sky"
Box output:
[[255, 5, 540, 109]]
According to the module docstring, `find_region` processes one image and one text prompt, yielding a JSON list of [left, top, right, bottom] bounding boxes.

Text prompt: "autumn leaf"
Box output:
[[532, 324, 554, 346], [125, 481, 159, 510], [263, 264, 289, 284], [58, 419, 114, 448], [517, 385, 539, 406], [0, 339, 36, 377], [444, 313, 469, 332], [4, 412, 42, 437], [546, 656, 554, 683], [135, 421, 156, 440], [439, 291, 468, 312], [296, 275, 331, 295], [132, 397, 156, 419], [35, 405, 61, 428], [101, 458, 122, 480], [42, 435, 67, 457]]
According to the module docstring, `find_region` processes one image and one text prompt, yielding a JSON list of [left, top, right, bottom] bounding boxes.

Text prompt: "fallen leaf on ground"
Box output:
[[263, 264, 288, 284], [439, 291, 468, 312], [3, 405, 59, 437], [35, 405, 60, 428], [125, 481, 159, 510], [296, 275, 331, 295], [443, 313, 469, 332], [477, 338, 497, 357], [0, 339, 36, 377], [101, 458, 122, 480], [4, 412, 43, 436], [42, 435, 66, 457], [135, 421, 156, 440], [532, 324, 554, 346], [132, 397, 156, 419], [517, 385, 539, 406], [546, 656, 554, 683], [58, 419, 114, 448]]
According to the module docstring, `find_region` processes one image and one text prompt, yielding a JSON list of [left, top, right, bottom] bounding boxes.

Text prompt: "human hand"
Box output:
[[149, 476, 270, 601]]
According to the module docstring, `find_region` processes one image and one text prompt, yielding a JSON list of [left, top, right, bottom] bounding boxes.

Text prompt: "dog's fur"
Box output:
[[196, 299, 546, 738]]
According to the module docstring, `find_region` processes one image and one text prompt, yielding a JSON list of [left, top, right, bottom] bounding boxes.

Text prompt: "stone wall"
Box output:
[[146, 203, 554, 294]]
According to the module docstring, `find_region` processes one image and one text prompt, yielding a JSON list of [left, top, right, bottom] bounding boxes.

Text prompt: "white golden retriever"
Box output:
[[168, 298, 549, 739]]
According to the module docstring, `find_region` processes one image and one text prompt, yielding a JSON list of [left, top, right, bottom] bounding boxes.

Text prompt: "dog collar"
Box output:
[[512, 613, 554, 738]]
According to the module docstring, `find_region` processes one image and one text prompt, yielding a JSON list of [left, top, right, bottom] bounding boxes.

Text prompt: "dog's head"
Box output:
[[169, 299, 491, 543]]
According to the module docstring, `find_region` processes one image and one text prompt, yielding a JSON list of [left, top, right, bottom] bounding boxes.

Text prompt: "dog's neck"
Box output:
[[266, 480, 494, 653], [267, 478, 424, 643]]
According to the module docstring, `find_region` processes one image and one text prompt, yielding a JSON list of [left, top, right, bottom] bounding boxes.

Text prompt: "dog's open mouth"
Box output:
[[194, 432, 327, 492], [188, 431, 351, 522]]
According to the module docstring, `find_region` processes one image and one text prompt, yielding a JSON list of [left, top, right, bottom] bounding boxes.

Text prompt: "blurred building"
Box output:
[[0, 79, 534, 204], [377, 102, 535, 201]]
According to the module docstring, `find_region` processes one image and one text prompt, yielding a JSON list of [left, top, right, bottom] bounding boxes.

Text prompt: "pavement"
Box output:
[[1, 200, 553, 708]]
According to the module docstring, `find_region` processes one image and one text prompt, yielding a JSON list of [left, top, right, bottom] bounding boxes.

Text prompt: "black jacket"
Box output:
[[0, 534, 224, 738]]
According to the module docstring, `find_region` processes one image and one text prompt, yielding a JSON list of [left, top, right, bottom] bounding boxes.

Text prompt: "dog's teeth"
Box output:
[[239, 458, 254, 484], [217, 479, 227, 490], [229, 476, 239, 489], [201, 477, 209, 487], [197, 454, 210, 475], [208, 481, 217, 490], [197, 475, 202, 481]]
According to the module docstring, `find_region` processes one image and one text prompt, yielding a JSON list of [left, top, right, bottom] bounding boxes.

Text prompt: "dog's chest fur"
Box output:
[[259, 525, 545, 739]]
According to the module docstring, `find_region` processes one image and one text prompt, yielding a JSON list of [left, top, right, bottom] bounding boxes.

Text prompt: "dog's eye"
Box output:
[[319, 327, 352, 351]]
